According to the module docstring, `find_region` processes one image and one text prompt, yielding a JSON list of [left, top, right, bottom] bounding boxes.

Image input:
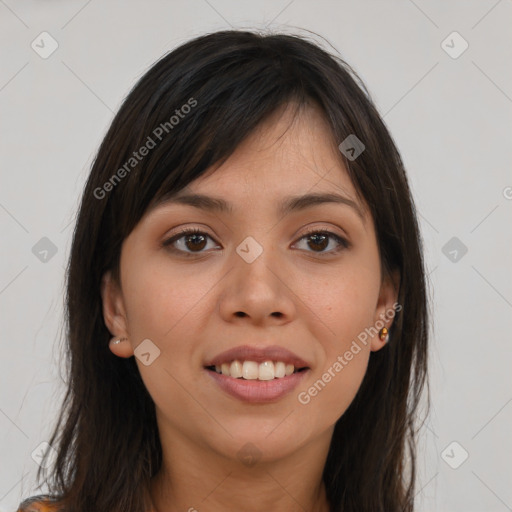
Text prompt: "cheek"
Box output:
[[296, 275, 375, 427], [121, 255, 218, 344], [119, 257, 219, 424], [293, 254, 380, 422], [296, 252, 381, 346], [298, 354, 369, 421]]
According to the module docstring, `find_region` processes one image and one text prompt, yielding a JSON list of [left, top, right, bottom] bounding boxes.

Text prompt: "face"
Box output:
[[102, 103, 398, 465]]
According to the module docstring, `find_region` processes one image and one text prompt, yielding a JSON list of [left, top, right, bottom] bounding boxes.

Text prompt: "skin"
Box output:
[[101, 102, 399, 512]]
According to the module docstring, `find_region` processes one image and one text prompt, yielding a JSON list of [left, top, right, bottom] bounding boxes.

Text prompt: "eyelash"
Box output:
[[162, 227, 350, 258]]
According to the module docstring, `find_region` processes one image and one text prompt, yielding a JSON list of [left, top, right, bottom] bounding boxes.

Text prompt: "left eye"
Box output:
[[162, 228, 349, 256], [293, 229, 349, 254]]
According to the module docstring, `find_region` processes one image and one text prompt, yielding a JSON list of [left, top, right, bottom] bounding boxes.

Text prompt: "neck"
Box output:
[[149, 423, 333, 512]]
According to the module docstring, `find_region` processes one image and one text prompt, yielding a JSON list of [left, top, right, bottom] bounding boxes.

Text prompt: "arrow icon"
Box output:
[[134, 339, 161, 366], [441, 32, 469, 59], [31, 31, 59, 59], [31, 441, 57, 468], [441, 441, 469, 469], [338, 134, 365, 161], [237, 442, 262, 466], [442, 236, 467, 263], [32, 237, 58, 262], [236, 236, 263, 263]]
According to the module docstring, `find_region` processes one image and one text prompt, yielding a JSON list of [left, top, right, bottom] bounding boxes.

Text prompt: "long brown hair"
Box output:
[[26, 29, 430, 512]]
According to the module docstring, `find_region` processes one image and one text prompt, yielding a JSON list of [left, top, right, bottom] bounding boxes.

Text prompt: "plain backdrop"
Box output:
[[1, 1, 511, 511]]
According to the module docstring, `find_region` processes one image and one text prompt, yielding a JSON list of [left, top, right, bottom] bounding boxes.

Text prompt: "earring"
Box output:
[[110, 336, 128, 345], [379, 327, 389, 343]]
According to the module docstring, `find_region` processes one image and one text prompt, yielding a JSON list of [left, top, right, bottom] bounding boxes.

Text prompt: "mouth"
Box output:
[[203, 363, 311, 403], [203, 344, 312, 381], [204, 361, 310, 381], [203, 344, 312, 402]]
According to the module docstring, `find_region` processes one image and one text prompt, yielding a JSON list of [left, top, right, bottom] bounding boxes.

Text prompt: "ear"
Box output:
[[370, 268, 400, 352], [100, 271, 134, 358]]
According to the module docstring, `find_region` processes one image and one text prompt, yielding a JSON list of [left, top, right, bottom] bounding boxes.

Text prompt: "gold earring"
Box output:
[[379, 327, 389, 343], [110, 336, 128, 345]]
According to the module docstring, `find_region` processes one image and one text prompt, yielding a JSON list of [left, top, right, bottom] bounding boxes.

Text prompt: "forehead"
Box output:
[[150, 103, 368, 222]]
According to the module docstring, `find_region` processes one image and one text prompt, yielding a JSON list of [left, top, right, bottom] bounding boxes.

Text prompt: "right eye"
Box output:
[[162, 228, 220, 257]]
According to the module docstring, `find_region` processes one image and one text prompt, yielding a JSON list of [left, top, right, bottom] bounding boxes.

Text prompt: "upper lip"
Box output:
[[204, 344, 311, 368]]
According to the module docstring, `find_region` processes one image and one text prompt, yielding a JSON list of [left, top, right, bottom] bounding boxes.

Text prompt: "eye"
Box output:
[[162, 227, 219, 256], [293, 228, 350, 255], [162, 227, 350, 257]]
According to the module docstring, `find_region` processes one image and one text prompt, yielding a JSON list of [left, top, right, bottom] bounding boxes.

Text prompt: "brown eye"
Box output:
[[162, 228, 218, 256], [307, 233, 329, 251], [294, 230, 349, 255], [162, 227, 349, 258], [183, 233, 207, 251]]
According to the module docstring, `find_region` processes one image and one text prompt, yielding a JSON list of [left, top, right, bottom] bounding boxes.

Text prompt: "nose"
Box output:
[[217, 238, 296, 326]]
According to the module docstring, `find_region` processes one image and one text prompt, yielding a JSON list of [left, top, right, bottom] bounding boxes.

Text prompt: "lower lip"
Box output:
[[204, 368, 310, 403]]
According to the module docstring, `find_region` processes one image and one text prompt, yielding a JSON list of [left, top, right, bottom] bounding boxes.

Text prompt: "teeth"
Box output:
[[211, 360, 302, 380], [230, 360, 243, 378], [275, 361, 286, 378], [242, 361, 259, 380], [258, 361, 274, 381]]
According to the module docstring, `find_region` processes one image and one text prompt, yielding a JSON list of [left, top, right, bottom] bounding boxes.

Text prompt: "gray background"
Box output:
[[1, 1, 511, 511]]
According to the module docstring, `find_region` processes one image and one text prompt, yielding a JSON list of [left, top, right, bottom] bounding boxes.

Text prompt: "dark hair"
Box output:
[[26, 29, 430, 512]]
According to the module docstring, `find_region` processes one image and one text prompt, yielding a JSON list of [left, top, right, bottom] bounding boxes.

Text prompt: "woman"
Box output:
[[18, 29, 430, 512]]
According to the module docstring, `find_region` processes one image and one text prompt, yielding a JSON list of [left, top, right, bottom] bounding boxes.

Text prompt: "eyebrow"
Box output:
[[154, 190, 365, 221]]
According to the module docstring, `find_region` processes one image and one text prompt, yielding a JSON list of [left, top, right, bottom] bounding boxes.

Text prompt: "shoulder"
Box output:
[[16, 495, 63, 512]]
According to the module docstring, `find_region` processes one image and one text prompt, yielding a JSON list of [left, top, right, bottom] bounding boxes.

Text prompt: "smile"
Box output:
[[205, 360, 308, 380], [204, 363, 310, 403]]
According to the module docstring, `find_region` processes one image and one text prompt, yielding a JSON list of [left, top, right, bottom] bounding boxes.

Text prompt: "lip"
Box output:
[[205, 367, 311, 403], [204, 344, 311, 368]]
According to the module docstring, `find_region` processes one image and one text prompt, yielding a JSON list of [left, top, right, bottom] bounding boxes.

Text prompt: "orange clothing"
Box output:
[[16, 495, 62, 512], [17, 495, 156, 511]]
